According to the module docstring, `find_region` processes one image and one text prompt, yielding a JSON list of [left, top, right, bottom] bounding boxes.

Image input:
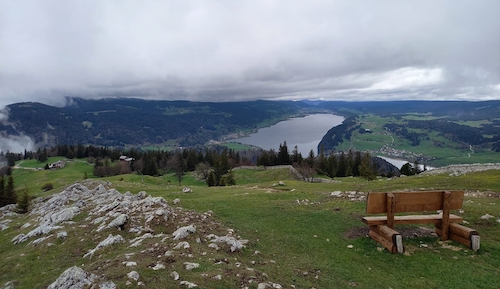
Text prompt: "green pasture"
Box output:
[[341, 115, 500, 166], [16, 156, 66, 169], [3, 163, 500, 288]]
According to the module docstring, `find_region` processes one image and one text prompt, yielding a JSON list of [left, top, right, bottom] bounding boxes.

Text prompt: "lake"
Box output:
[[230, 114, 344, 156]]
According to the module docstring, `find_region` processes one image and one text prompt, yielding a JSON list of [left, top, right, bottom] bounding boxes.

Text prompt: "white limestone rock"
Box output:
[[47, 266, 97, 289], [170, 271, 180, 280], [184, 262, 199, 270], [182, 187, 193, 193], [210, 236, 245, 252], [106, 214, 128, 230], [172, 224, 196, 240], [174, 241, 190, 250], [180, 281, 198, 288], [127, 271, 140, 281], [481, 214, 495, 220], [83, 234, 124, 259]]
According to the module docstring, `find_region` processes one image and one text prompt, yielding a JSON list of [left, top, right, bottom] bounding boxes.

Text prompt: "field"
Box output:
[[1, 158, 500, 288], [336, 114, 500, 167]]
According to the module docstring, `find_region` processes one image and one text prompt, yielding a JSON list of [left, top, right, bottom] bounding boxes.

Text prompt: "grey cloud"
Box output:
[[1, 0, 500, 107]]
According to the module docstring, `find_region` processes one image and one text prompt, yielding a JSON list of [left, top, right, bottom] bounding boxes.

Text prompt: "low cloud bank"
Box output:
[[0, 132, 35, 154]]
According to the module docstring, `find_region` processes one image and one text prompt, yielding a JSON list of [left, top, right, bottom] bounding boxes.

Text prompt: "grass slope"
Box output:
[[2, 161, 500, 288], [337, 114, 500, 166]]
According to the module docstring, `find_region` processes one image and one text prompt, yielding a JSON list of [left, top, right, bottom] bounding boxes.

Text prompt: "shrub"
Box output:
[[41, 182, 54, 191], [16, 189, 30, 214]]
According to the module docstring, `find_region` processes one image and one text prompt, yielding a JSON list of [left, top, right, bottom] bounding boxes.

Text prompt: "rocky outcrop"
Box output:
[[5, 179, 271, 288]]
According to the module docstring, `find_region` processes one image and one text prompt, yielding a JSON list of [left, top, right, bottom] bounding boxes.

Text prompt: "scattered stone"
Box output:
[[57, 231, 68, 239], [184, 262, 200, 270], [480, 214, 495, 220], [213, 275, 222, 280], [182, 187, 193, 193], [174, 241, 190, 250], [170, 271, 180, 280], [172, 224, 196, 240], [180, 281, 198, 288], [210, 236, 246, 252], [257, 283, 283, 289], [330, 191, 342, 197], [47, 266, 97, 289], [123, 261, 137, 267], [99, 281, 117, 289], [208, 243, 220, 250], [83, 234, 125, 259], [347, 245, 354, 249], [1, 281, 16, 289], [173, 198, 181, 205], [151, 263, 165, 270], [129, 233, 153, 247], [0, 220, 12, 231]]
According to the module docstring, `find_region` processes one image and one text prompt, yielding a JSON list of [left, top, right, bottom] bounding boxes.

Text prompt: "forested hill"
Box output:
[[2, 98, 500, 153], [1, 98, 317, 148]]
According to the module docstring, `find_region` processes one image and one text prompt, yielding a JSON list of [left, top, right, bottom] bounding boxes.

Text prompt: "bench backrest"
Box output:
[[366, 190, 464, 214]]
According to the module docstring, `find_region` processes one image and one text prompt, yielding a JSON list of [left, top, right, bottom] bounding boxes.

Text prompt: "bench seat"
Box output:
[[362, 214, 463, 226]]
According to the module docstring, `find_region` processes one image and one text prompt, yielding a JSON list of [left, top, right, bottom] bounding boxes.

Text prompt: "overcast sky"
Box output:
[[1, 0, 500, 108]]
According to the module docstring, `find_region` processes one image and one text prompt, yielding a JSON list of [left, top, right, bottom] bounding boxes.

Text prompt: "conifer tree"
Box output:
[[359, 153, 376, 180], [16, 189, 30, 214], [291, 145, 302, 164], [4, 175, 16, 205], [206, 171, 216, 186], [0, 176, 5, 207], [317, 146, 328, 175], [337, 151, 347, 177], [277, 141, 290, 165], [305, 149, 315, 168]]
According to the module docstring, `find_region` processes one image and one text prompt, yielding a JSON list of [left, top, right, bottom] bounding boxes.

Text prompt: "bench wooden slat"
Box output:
[[362, 214, 463, 225], [366, 191, 464, 214]]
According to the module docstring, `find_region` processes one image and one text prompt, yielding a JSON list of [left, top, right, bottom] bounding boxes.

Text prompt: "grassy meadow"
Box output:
[[2, 158, 500, 288]]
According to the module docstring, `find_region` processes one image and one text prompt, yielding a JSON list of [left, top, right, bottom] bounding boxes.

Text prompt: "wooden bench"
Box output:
[[362, 190, 480, 253]]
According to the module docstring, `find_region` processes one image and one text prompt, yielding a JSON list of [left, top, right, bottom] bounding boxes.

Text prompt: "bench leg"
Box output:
[[369, 225, 403, 253], [435, 223, 480, 251]]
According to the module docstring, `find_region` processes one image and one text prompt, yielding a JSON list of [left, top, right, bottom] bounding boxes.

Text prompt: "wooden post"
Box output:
[[370, 225, 404, 253], [440, 191, 451, 241], [368, 230, 397, 253], [449, 223, 478, 239], [436, 223, 480, 251], [386, 193, 395, 229]]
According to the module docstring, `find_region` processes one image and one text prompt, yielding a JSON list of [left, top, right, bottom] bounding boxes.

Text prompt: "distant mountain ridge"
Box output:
[[2, 98, 500, 155], [0, 98, 317, 149]]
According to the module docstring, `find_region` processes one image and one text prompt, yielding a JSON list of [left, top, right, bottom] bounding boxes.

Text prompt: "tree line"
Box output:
[[1, 141, 401, 192]]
